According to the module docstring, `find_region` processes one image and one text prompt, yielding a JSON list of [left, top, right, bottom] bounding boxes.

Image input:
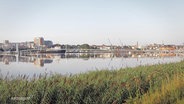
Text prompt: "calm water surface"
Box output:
[[0, 53, 184, 78]]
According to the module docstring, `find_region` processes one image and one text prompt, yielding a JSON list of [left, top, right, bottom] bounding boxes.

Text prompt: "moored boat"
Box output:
[[44, 49, 66, 53], [40, 46, 66, 53]]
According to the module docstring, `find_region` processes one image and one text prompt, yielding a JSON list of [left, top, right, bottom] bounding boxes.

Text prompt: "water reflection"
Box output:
[[0, 55, 16, 65], [0, 52, 184, 78], [0, 52, 183, 66]]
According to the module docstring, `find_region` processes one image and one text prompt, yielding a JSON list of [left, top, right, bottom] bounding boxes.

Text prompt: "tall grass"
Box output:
[[128, 73, 184, 104], [0, 61, 184, 104]]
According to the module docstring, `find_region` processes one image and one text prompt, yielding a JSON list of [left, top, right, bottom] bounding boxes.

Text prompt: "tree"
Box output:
[[80, 44, 90, 49]]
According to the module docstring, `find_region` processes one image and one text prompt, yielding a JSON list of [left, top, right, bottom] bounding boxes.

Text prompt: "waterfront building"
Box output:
[[2, 40, 13, 51], [34, 37, 45, 46], [98, 45, 111, 50], [26, 42, 35, 48], [0, 43, 3, 49], [44, 40, 53, 48], [4, 40, 9, 44], [159, 45, 176, 51], [176, 45, 184, 50], [143, 44, 162, 50]]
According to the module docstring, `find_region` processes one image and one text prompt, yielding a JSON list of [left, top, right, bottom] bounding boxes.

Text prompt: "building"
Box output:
[[143, 44, 162, 50], [34, 37, 45, 46], [159, 45, 176, 51], [44, 40, 53, 48], [2, 40, 13, 51], [26, 42, 35, 48], [4, 40, 9, 44], [0, 43, 3, 48], [98, 45, 111, 50], [176, 45, 184, 50]]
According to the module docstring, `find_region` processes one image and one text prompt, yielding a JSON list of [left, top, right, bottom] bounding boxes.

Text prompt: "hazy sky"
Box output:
[[0, 0, 184, 45]]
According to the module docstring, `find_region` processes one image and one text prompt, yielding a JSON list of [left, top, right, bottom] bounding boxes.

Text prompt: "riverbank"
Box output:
[[0, 61, 184, 103]]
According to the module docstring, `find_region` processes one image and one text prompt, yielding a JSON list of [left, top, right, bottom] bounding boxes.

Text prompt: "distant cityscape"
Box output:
[[0, 37, 184, 53], [0, 37, 184, 67]]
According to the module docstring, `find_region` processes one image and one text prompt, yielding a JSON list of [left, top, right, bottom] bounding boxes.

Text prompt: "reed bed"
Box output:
[[0, 61, 184, 104]]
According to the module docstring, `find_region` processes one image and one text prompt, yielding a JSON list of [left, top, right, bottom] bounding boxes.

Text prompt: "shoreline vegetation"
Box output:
[[0, 61, 184, 104]]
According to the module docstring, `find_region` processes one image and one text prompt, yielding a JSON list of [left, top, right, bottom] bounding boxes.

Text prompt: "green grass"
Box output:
[[0, 61, 184, 104]]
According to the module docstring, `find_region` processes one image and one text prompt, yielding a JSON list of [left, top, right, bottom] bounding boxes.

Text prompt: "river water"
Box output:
[[0, 53, 184, 78]]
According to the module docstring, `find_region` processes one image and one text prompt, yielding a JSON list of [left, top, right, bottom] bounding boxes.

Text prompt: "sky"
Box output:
[[0, 0, 184, 45]]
